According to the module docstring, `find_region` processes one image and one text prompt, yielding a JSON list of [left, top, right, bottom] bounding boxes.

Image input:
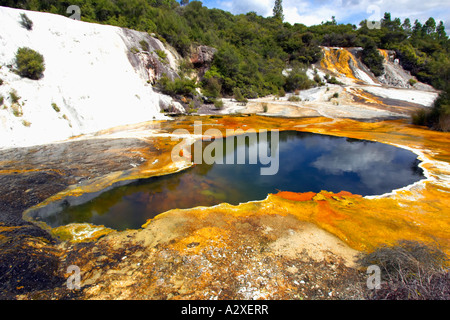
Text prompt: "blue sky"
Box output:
[[200, 0, 450, 32]]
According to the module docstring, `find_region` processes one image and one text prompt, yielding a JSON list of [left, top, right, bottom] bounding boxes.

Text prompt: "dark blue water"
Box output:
[[40, 131, 424, 230]]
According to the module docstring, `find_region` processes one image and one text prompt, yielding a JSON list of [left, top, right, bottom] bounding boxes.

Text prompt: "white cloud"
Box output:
[[283, 1, 337, 25], [217, 0, 273, 16], [209, 0, 450, 30]]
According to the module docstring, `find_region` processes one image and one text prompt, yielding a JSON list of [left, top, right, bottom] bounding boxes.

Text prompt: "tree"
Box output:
[[423, 17, 436, 35], [436, 21, 447, 40], [20, 13, 33, 30], [381, 12, 391, 29], [402, 18, 411, 32], [272, 0, 284, 22], [361, 38, 384, 77], [331, 16, 337, 25], [15, 47, 45, 80], [412, 19, 423, 37]]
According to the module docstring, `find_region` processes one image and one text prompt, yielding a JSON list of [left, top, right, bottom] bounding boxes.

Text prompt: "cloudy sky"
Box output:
[[201, 0, 450, 31]]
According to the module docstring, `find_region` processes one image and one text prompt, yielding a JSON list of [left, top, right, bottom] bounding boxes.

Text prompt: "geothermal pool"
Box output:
[[36, 131, 425, 230]]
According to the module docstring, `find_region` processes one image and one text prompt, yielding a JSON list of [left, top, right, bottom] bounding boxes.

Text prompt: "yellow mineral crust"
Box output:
[[378, 49, 389, 61], [320, 47, 360, 81]]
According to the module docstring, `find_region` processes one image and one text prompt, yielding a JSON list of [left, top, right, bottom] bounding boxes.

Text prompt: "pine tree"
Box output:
[[423, 17, 436, 35], [402, 18, 411, 32], [273, 0, 284, 22], [436, 21, 447, 40]]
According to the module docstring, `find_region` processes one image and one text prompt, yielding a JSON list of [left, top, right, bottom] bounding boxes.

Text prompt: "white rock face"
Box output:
[[0, 6, 180, 149]]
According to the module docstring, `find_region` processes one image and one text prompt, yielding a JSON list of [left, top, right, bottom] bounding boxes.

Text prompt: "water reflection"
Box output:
[[40, 131, 424, 230]]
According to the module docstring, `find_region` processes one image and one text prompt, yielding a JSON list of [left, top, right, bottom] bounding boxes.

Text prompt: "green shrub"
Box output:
[[412, 87, 450, 132], [202, 77, 222, 98], [232, 87, 248, 103], [213, 99, 224, 110], [0, 78, 3, 86], [262, 102, 268, 113], [15, 47, 45, 80], [328, 92, 339, 101], [20, 13, 33, 30], [155, 49, 168, 63], [11, 103, 23, 117], [139, 40, 149, 52], [187, 101, 198, 114], [288, 95, 301, 102], [361, 39, 384, 77], [178, 58, 194, 76], [130, 47, 140, 54], [327, 76, 342, 85], [51, 103, 60, 112], [313, 74, 322, 83], [0, 95, 4, 106], [408, 78, 418, 86], [284, 67, 315, 92], [412, 109, 427, 125], [157, 74, 197, 97], [10, 90, 20, 103]]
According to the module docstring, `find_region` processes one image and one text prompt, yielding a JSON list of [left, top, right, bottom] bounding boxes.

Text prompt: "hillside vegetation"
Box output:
[[1, 0, 449, 130]]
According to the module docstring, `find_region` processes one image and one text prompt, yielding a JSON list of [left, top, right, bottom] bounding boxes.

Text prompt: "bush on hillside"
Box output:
[[284, 67, 315, 92], [361, 38, 385, 77], [15, 47, 45, 80], [412, 87, 450, 132], [157, 74, 197, 97], [20, 13, 33, 30]]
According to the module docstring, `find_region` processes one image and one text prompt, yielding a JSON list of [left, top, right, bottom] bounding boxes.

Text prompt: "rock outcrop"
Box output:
[[189, 45, 217, 78]]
